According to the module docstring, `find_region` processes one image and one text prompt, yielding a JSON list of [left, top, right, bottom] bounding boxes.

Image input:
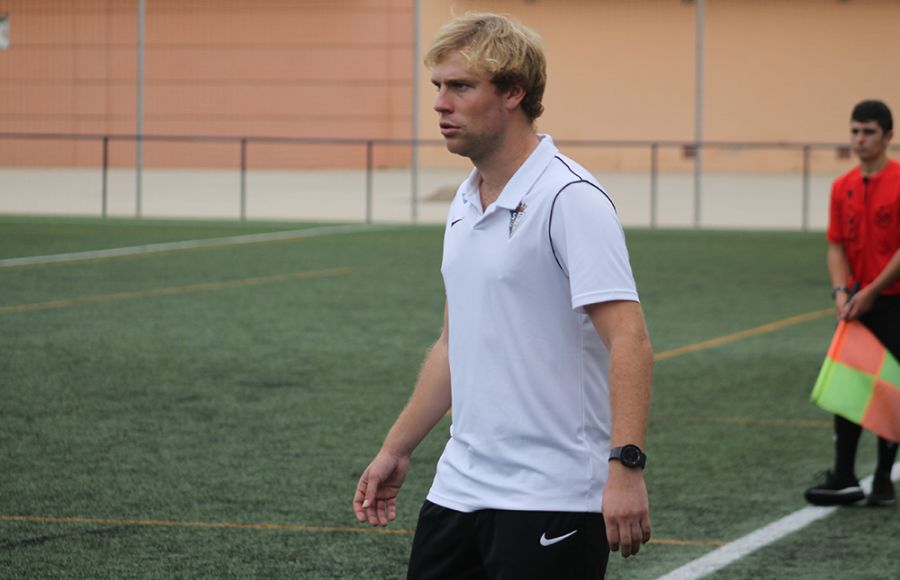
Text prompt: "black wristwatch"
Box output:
[[831, 285, 849, 299], [609, 444, 647, 469]]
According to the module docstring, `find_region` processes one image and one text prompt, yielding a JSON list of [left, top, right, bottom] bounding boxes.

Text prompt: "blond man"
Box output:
[[354, 13, 653, 578]]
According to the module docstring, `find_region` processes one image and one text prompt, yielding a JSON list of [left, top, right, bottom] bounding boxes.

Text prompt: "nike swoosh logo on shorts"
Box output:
[[539, 530, 578, 547]]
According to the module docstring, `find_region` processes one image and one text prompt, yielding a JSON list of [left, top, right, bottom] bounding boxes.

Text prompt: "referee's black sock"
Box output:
[[833, 415, 862, 481], [875, 438, 898, 481]]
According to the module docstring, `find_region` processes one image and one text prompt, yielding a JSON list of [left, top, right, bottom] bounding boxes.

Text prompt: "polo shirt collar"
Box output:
[[458, 134, 559, 212]]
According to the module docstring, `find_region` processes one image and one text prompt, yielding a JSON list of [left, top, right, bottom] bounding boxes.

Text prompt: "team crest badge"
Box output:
[[509, 202, 527, 238]]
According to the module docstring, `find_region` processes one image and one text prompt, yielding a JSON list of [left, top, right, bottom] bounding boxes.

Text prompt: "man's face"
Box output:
[[430, 51, 511, 161], [850, 119, 893, 164]]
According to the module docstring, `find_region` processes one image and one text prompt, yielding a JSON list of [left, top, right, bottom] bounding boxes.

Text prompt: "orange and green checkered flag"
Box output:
[[811, 320, 900, 443]]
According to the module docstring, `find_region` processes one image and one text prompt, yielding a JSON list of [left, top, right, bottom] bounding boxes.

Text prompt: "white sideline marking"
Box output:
[[0, 223, 396, 268], [657, 463, 900, 579]]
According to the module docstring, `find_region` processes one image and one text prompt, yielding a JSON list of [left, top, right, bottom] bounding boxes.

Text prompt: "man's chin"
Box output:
[[443, 140, 468, 157]]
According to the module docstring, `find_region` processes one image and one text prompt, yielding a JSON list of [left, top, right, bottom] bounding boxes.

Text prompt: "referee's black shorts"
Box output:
[[407, 500, 609, 580]]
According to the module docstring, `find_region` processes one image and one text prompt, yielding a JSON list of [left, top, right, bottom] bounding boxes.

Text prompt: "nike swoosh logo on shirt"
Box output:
[[451, 218, 464, 227], [539, 530, 578, 547]]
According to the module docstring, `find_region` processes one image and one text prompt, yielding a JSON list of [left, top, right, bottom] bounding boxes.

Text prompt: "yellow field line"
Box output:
[[0, 267, 352, 315], [653, 307, 833, 362], [0, 515, 412, 536], [0, 514, 722, 546], [651, 538, 725, 547]]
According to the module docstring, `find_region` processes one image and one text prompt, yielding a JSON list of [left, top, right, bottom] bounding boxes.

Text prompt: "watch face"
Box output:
[[622, 446, 641, 466]]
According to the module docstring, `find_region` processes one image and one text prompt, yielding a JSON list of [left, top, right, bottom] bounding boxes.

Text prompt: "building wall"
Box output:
[[0, 0, 414, 167], [418, 0, 900, 172], [1, 0, 898, 170]]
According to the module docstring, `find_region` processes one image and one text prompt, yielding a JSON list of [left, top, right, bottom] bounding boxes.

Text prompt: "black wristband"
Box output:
[[831, 285, 849, 299]]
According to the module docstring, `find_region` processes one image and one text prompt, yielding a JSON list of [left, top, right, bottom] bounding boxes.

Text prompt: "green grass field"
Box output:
[[1, 215, 897, 579]]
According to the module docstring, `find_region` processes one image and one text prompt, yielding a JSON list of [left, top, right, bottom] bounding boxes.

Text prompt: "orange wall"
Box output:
[[0, 0, 414, 167], [418, 0, 900, 172], [1, 0, 899, 170]]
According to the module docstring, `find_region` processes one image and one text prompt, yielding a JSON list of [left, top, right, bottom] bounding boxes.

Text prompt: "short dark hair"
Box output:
[[851, 100, 893, 133]]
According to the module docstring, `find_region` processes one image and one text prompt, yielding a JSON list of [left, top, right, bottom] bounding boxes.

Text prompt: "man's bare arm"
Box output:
[[586, 300, 653, 558], [353, 305, 452, 526]]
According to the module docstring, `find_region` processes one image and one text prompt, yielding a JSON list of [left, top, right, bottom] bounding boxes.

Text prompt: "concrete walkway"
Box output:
[[0, 167, 832, 230]]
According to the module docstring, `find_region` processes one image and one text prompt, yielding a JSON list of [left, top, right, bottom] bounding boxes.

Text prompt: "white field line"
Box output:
[[0, 223, 397, 268], [656, 462, 900, 580]]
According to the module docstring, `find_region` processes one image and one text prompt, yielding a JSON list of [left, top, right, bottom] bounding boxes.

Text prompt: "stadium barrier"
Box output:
[[1, 132, 897, 229]]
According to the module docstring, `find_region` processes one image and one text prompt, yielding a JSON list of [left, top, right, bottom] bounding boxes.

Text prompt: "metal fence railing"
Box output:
[[2, 132, 896, 230]]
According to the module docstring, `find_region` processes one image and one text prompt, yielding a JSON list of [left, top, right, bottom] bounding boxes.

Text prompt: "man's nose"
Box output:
[[434, 88, 451, 112]]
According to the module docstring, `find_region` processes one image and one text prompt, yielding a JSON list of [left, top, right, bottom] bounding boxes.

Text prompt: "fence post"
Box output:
[[650, 142, 659, 229], [366, 140, 373, 224], [411, 137, 419, 224], [240, 137, 247, 221], [102, 135, 109, 218], [693, 142, 702, 228], [801, 144, 811, 232]]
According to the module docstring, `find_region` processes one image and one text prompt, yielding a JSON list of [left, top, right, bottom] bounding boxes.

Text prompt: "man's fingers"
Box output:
[[641, 515, 652, 543], [363, 476, 382, 526], [386, 499, 397, 523], [606, 516, 621, 552], [618, 519, 644, 557], [352, 479, 368, 522], [353, 491, 366, 522], [843, 299, 860, 320], [606, 515, 651, 558], [629, 518, 644, 556], [618, 520, 635, 557]]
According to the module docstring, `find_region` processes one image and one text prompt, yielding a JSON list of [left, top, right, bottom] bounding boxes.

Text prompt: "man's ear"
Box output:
[[503, 85, 527, 111]]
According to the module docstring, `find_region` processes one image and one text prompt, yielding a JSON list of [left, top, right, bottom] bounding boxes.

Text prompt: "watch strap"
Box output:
[[609, 444, 647, 469]]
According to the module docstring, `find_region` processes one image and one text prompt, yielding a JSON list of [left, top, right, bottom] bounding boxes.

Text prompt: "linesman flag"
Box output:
[[811, 320, 900, 443]]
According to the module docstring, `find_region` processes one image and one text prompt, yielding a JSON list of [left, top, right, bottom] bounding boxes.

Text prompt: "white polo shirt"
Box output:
[[427, 134, 639, 514]]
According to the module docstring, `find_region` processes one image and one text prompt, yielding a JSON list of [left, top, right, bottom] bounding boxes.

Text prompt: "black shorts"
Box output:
[[407, 500, 609, 580], [859, 294, 900, 360]]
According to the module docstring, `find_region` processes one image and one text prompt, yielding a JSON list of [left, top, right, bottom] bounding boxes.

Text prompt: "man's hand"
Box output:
[[834, 291, 850, 319], [353, 450, 410, 526], [842, 286, 876, 320], [602, 462, 651, 558]]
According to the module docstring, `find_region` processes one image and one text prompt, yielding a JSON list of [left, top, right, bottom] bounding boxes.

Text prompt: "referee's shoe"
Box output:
[[804, 471, 864, 506], [866, 475, 896, 507]]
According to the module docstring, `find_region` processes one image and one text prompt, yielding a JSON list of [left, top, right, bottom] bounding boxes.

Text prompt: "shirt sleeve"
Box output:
[[550, 181, 640, 310]]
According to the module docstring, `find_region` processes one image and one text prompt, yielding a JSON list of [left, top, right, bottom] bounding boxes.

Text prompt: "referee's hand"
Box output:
[[841, 286, 876, 321]]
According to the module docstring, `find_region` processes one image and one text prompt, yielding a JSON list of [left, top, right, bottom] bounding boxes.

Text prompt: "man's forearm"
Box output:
[[380, 333, 452, 458], [586, 301, 653, 446], [827, 243, 851, 288], [608, 330, 653, 447]]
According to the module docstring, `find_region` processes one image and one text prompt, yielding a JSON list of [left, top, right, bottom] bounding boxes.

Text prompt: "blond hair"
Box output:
[[425, 13, 547, 122]]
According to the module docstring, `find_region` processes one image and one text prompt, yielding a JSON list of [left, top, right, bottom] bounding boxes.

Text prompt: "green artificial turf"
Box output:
[[1, 217, 897, 579]]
